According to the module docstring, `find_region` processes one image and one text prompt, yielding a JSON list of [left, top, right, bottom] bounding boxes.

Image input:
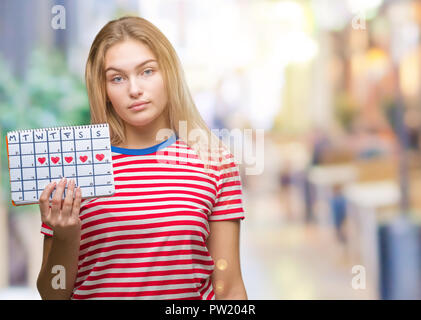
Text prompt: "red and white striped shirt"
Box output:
[[41, 134, 245, 300]]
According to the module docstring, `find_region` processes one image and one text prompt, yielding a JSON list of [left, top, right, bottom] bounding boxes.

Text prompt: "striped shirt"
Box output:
[[41, 133, 245, 300]]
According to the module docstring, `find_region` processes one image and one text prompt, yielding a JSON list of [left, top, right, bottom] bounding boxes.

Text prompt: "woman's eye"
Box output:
[[143, 69, 154, 76], [112, 76, 123, 83]]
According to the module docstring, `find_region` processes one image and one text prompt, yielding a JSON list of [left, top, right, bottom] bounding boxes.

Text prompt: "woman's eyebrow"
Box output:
[[105, 59, 157, 73]]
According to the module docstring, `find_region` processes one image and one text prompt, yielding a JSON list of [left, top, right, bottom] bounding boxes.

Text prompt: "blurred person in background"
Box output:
[[330, 184, 347, 244]]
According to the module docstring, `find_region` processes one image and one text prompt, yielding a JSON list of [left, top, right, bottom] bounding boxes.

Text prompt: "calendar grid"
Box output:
[[72, 127, 79, 187], [6, 146, 110, 155], [10, 182, 113, 196], [45, 128, 52, 200], [18, 133, 24, 201], [10, 172, 112, 182], [32, 130, 39, 199], [8, 137, 106, 144], [7, 124, 115, 205], [90, 127, 96, 196], [59, 128, 65, 197], [6, 148, 109, 170]]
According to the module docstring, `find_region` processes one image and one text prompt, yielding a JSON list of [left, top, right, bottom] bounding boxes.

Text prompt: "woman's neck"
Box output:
[[117, 116, 172, 149]]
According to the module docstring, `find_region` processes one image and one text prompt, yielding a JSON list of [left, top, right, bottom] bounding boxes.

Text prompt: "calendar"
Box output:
[[6, 123, 115, 206]]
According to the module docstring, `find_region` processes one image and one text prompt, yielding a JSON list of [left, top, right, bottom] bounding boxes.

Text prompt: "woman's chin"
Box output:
[[124, 116, 156, 128]]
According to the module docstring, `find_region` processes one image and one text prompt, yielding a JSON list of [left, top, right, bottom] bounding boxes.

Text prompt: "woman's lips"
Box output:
[[129, 102, 149, 111]]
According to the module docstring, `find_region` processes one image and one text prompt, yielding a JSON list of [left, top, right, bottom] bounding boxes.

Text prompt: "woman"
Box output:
[[36, 16, 247, 300]]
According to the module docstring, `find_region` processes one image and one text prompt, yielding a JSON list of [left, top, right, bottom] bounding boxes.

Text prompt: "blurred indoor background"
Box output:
[[1, 0, 421, 299]]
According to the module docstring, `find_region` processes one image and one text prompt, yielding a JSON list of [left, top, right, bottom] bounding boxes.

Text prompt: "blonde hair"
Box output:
[[85, 16, 231, 172]]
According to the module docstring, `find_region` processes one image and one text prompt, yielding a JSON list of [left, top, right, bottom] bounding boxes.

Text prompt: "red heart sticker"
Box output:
[[79, 155, 88, 163], [51, 156, 60, 164], [96, 154, 105, 161], [38, 157, 46, 164], [65, 156, 73, 163]]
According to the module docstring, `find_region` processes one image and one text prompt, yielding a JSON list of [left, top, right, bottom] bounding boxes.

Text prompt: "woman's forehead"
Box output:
[[104, 40, 157, 70]]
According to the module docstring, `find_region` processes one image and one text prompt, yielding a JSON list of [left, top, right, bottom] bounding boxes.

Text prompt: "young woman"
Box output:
[[36, 16, 247, 300]]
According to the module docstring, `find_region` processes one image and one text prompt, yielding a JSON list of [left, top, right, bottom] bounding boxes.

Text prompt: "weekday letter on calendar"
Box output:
[[6, 124, 115, 206]]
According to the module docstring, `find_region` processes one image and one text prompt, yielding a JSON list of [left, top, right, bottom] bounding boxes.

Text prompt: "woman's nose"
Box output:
[[128, 77, 143, 98]]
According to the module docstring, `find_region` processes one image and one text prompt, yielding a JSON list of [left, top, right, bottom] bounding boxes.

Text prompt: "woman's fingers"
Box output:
[[39, 181, 57, 220], [51, 177, 67, 215], [62, 179, 76, 217], [72, 186, 82, 219]]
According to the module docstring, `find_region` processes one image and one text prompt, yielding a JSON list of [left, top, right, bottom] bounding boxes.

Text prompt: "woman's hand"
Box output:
[[39, 178, 82, 242]]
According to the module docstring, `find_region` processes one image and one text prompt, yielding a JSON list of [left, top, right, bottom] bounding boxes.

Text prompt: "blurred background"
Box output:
[[1, 0, 421, 299]]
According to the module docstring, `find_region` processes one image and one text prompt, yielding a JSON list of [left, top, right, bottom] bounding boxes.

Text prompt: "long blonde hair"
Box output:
[[85, 16, 230, 172]]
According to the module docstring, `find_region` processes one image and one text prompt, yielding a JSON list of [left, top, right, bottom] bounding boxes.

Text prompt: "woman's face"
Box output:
[[104, 39, 168, 128]]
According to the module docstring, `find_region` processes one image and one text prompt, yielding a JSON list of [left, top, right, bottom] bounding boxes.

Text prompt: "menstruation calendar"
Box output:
[[6, 124, 115, 206]]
